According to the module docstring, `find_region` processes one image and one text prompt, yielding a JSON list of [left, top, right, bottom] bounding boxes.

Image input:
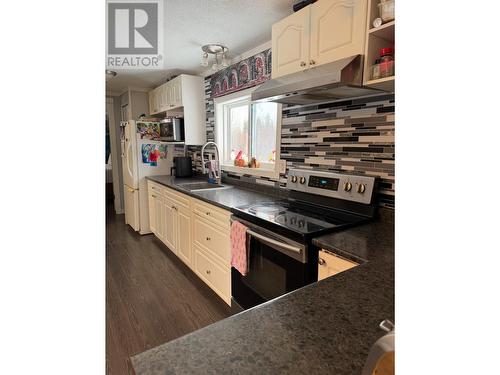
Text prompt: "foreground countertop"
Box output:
[[146, 175, 279, 211], [131, 186, 394, 375]]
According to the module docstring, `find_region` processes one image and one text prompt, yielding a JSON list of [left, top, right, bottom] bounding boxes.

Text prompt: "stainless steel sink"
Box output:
[[177, 182, 233, 192]]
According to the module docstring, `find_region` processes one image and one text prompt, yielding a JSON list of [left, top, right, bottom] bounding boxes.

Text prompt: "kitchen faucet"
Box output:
[[201, 141, 221, 185]]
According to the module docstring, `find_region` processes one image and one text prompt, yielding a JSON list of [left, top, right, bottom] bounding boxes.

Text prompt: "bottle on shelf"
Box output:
[[370, 47, 394, 80]]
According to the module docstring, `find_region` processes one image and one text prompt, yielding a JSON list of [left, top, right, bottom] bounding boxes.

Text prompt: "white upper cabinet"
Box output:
[[149, 88, 161, 115], [159, 83, 168, 112], [310, 0, 367, 66], [167, 77, 183, 110], [148, 74, 206, 145], [271, 0, 367, 79], [272, 7, 310, 79], [149, 75, 191, 115]]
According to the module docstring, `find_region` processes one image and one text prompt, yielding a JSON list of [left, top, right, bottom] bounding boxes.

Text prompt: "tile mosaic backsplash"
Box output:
[[186, 76, 395, 209]]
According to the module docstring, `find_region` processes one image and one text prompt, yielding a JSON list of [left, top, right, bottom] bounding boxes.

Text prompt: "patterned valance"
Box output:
[[210, 49, 272, 99]]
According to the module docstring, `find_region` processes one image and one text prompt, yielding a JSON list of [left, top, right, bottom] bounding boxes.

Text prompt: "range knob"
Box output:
[[344, 182, 352, 192], [299, 176, 307, 185], [291, 175, 298, 183], [357, 184, 366, 194]]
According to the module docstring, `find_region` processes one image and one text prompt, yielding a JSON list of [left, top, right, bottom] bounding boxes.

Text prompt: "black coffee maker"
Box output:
[[171, 156, 192, 177]]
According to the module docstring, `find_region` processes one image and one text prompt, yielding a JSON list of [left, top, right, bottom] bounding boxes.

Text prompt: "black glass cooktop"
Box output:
[[232, 200, 368, 241]]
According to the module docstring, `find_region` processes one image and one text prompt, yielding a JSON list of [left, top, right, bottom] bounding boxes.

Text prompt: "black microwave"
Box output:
[[159, 118, 184, 142]]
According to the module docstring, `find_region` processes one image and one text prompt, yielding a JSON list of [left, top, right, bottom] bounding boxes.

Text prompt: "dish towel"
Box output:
[[231, 221, 249, 276]]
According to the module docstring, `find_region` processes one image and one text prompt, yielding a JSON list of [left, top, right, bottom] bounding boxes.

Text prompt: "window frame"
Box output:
[[214, 86, 282, 179]]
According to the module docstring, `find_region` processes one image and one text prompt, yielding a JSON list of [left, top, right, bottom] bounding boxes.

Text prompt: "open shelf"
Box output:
[[368, 20, 395, 41], [363, 0, 395, 91], [365, 76, 394, 92]]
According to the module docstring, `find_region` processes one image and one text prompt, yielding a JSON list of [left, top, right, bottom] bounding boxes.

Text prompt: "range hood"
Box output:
[[251, 55, 384, 105]]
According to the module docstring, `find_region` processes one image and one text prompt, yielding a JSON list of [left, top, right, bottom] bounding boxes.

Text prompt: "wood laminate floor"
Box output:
[[106, 206, 236, 375]]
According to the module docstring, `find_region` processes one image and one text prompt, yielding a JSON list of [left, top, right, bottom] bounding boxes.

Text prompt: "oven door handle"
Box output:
[[246, 229, 302, 254]]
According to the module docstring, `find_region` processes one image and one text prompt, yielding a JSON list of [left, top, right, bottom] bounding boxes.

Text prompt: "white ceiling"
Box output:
[[106, 0, 295, 94]]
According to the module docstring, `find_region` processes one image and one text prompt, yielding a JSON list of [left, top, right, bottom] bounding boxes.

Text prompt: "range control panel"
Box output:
[[287, 169, 375, 204]]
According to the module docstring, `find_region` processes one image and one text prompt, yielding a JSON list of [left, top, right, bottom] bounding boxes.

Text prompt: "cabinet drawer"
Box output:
[[148, 182, 166, 196], [193, 215, 230, 265], [163, 186, 190, 209], [193, 200, 231, 230], [318, 249, 359, 281], [194, 245, 231, 305]]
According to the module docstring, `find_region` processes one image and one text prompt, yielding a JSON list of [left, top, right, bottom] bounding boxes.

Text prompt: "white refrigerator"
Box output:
[[121, 120, 173, 234]]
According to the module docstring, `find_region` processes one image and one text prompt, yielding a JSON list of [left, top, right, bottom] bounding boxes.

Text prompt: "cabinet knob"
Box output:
[[318, 258, 326, 266], [206, 212, 210, 216], [206, 270, 211, 274], [300, 61, 306, 67], [206, 237, 211, 241], [310, 60, 316, 65]]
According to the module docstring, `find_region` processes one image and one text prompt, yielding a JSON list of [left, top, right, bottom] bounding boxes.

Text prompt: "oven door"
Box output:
[[231, 218, 312, 309]]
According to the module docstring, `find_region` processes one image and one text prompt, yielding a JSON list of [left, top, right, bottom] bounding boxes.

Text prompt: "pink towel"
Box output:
[[231, 221, 249, 276]]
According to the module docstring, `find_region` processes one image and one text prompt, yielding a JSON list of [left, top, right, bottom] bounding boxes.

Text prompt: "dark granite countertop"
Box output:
[[131, 203, 394, 375], [146, 175, 279, 211]]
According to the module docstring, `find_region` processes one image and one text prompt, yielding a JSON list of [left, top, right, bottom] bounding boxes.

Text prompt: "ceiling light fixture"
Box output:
[[200, 44, 229, 71]]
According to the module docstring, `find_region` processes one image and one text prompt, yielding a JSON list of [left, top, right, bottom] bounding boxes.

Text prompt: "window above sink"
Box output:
[[214, 87, 282, 179]]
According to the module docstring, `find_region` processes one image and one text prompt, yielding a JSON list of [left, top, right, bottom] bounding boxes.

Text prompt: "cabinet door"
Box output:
[[271, 7, 310, 79], [310, 0, 367, 67], [148, 91, 154, 115], [175, 207, 192, 267], [171, 78, 182, 108], [159, 84, 168, 112], [163, 197, 177, 252], [154, 195, 164, 240], [150, 88, 160, 114], [148, 192, 157, 235], [166, 82, 174, 109], [194, 245, 231, 305], [155, 88, 161, 113]]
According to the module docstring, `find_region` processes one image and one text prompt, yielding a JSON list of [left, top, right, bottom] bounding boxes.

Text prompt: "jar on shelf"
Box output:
[[379, 47, 394, 78], [378, 0, 395, 22], [380, 47, 394, 63], [371, 58, 381, 80]]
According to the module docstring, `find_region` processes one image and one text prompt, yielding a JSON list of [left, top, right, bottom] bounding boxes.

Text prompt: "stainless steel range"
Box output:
[[230, 169, 377, 309]]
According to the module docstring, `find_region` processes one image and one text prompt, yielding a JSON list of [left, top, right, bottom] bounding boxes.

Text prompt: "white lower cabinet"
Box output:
[[147, 181, 231, 305], [194, 244, 231, 305], [163, 197, 177, 253], [148, 191, 164, 241], [176, 206, 192, 266], [193, 215, 230, 264]]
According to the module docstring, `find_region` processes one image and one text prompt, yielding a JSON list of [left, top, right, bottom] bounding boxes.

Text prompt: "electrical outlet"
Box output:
[[279, 159, 287, 174]]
